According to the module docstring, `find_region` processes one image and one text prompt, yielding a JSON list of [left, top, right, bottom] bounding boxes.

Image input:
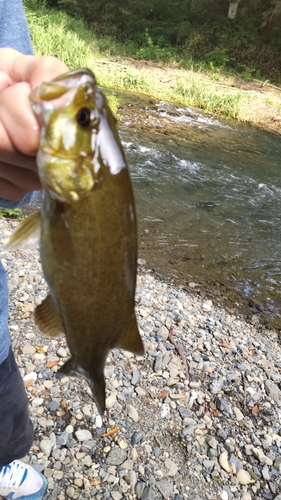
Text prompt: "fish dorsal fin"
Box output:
[[116, 314, 144, 356], [6, 210, 41, 249], [34, 294, 64, 338]]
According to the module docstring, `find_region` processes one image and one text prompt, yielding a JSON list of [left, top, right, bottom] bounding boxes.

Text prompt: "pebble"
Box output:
[[40, 439, 54, 458], [106, 447, 127, 466], [75, 429, 92, 442], [219, 452, 231, 473], [236, 469, 251, 485], [3, 217, 281, 500]]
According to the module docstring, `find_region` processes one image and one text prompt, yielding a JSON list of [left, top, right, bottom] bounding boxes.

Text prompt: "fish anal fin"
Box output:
[[57, 359, 106, 415], [116, 315, 144, 356], [34, 294, 64, 338], [6, 210, 41, 249]]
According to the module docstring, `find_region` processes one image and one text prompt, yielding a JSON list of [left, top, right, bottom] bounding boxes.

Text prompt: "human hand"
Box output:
[[0, 48, 68, 200]]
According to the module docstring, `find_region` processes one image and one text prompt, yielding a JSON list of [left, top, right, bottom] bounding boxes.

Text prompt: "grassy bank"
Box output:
[[24, 1, 281, 133]]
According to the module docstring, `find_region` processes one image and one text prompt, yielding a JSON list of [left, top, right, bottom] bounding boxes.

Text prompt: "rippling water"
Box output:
[[115, 92, 281, 327]]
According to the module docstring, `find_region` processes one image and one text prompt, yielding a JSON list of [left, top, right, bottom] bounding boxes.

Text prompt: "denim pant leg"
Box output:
[[0, 348, 34, 467]]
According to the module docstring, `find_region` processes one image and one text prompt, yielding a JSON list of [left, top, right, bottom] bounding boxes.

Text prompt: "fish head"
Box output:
[[30, 68, 113, 203]]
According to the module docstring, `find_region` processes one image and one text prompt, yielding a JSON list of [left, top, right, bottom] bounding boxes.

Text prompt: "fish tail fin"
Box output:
[[116, 313, 144, 356], [57, 359, 106, 415], [88, 374, 106, 416]]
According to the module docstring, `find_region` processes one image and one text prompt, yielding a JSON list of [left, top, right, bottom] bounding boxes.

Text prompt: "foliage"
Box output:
[[29, 0, 281, 82], [24, 3, 93, 69], [0, 208, 22, 219], [135, 30, 177, 62]]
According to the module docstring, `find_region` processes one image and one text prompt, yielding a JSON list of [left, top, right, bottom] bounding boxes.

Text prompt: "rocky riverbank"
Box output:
[[1, 217, 281, 500]]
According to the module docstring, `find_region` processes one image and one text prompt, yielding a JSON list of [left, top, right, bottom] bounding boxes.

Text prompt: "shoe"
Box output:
[[0, 460, 47, 500]]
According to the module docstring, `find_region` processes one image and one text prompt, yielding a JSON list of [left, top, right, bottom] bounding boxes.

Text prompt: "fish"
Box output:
[[7, 68, 144, 414]]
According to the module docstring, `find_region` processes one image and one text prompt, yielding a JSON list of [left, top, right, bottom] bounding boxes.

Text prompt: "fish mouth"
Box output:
[[30, 68, 96, 104]]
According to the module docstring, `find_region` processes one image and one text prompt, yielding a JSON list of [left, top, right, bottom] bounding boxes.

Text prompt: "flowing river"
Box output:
[[114, 90, 281, 330]]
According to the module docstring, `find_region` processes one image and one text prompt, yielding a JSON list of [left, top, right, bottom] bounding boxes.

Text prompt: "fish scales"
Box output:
[[7, 68, 144, 414]]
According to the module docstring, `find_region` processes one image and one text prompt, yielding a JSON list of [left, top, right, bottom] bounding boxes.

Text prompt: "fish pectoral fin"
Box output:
[[34, 294, 64, 338], [116, 315, 144, 356], [57, 359, 106, 415], [5, 210, 41, 249]]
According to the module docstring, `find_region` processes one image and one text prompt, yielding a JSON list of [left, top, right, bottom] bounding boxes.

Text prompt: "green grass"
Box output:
[[24, 2, 120, 113], [0, 208, 22, 219]]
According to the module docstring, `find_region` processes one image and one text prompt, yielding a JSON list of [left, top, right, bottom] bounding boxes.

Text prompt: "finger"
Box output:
[[0, 178, 36, 201], [0, 82, 40, 158], [0, 71, 13, 92], [0, 49, 68, 89], [0, 162, 41, 200]]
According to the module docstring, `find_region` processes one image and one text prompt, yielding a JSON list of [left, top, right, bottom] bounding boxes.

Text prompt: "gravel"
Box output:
[[1, 217, 281, 499]]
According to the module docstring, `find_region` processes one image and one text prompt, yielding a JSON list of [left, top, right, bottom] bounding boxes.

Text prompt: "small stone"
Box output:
[[66, 486, 75, 498], [57, 432, 69, 446], [131, 369, 140, 385], [157, 326, 169, 340], [156, 479, 173, 499], [44, 468, 53, 478], [32, 398, 44, 407], [209, 380, 223, 394], [203, 459, 215, 469], [154, 353, 163, 372], [241, 494, 252, 500], [216, 397, 231, 413], [40, 439, 54, 458], [233, 407, 244, 421], [264, 380, 281, 403], [127, 405, 139, 422], [261, 464, 270, 481], [75, 429, 92, 442], [47, 400, 60, 412], [22, 344, 36, 355], [219, 452, 231, 473], [206, 436, 218, 449], [82, 455, 92, 467], [106, 394, 116, 408], [106, 447, 127, 466], [236, 469, 251, 485], [57, 347, 67, 358], [96, 415, 103, 428], [237, 363, 247, 371], [111, 492, 122, 500], [121, 459, 133, 470], [229, 454, 242, 472], [131, 432, 142, 445], [252, 447, 273, 465], [136, 482, 145, 499], [141, 486, 155, 500], [273, 456, 281, 473], [220, 491, 228, 500], [165, 458, 178, 476]]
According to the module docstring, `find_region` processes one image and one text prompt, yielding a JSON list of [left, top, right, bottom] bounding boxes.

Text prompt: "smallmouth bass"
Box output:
[[8, 68, 144, 414]]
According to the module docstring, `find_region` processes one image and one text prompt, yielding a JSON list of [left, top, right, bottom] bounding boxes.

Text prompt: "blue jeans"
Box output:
[[0, 348, 34, 467]]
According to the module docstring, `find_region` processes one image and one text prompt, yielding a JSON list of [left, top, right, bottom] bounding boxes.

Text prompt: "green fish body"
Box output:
[[8, 69, 144, 414]]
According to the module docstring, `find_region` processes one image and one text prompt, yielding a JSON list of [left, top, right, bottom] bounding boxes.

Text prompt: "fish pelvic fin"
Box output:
[[34, 294, 64, 338], [5, 210, 41, 249], [57, 359, 106, 415], [116, 314, 144, 356]]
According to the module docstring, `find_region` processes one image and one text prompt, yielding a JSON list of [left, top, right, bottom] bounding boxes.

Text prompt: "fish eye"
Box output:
[[76, 107, 91, 127]]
